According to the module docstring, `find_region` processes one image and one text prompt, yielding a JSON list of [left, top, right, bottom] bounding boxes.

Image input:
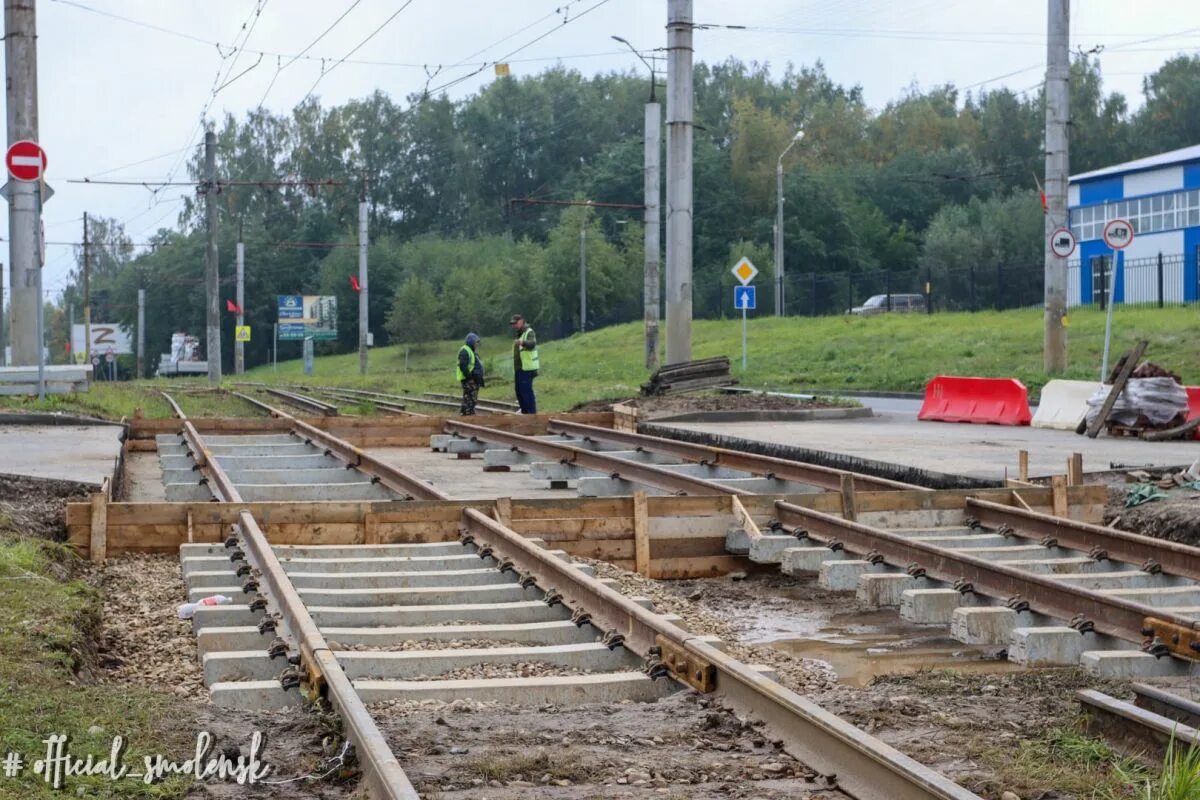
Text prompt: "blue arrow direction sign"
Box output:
[[734, 285, 756, 311]]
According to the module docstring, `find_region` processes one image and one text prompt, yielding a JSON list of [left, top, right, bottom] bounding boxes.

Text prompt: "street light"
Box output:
[[775, 129, 804, 316], [611, 35, 656, 100]]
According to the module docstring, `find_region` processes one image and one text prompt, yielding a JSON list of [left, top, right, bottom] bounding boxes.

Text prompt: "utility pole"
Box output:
[[665, 0, 694, 364], [4, 0, 40, 366], [1043, 0, 1070, 373], [613, 35, 662, 370], [358, 174, 368, 376], [775, 131, 803, 316], [579, 219, 587, 333], [83, 212, 91, 362], [136, 287, 145, 379], [235, 223, 244, 375], [203, 129, 221, 385], [0, 260, 5, 366]]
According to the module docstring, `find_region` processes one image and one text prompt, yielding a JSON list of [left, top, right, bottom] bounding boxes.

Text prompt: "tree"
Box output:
[[385, 277, 443, 344]]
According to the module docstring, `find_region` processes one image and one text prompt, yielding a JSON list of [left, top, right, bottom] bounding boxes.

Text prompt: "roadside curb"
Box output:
[[644, 407, 874, 424], [0, 411, 125, 427]]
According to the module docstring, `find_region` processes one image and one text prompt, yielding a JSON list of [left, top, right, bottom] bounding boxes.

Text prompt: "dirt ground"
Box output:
[[570, 391, 855, 416], [0, 473, 90, 540]]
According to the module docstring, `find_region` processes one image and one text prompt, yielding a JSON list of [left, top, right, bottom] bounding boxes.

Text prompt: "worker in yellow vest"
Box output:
[[456, 332, 484, 415], [510, 314, 539, 414]]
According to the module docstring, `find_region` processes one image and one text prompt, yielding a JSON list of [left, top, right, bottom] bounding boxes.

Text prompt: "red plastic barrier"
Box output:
[[918, 376, 1032, 426], [1186, 386, 1200, 441]]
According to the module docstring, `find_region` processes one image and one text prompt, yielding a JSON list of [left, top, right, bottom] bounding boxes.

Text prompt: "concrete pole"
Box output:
[[204, 129, 221, 385], [644, 100, 661, 370], [664, 0, 693, 365], [235, 231, 244, 375], [579, 220, 587, 333], [358, 177, 368, 375], [775, 162, 784, 316], [82, 213, 91, 362], [136, 287, 145, 379], [5, 0, 39, 366], [0, 259, 4, 366], [1043, 0, 1070, 373]]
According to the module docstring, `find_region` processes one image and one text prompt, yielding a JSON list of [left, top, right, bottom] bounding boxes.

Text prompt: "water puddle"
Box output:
[[763, 629, 1025, 687]]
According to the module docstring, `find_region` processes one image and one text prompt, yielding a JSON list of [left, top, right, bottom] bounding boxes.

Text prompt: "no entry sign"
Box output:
[[6, 140, 47, 182]]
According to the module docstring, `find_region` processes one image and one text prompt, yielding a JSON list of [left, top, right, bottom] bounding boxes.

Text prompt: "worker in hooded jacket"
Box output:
[[456, 332, 484, 415]]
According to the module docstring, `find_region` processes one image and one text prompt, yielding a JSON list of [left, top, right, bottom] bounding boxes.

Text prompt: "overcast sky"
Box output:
[[7, 0, 1200, 305]]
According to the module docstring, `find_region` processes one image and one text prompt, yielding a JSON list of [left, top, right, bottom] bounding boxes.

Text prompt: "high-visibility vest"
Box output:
[[516, 327, 539, 372], [456, 344, 477, 382]]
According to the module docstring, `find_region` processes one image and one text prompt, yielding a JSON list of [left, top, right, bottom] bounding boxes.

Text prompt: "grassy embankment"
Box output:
[[0, 535, 189, 799], [1, 305, 1196, 419]]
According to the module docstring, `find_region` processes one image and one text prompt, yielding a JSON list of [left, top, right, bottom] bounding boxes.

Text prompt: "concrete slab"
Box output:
[[1080, 650, 1190, 679], [662, 414, 1200, 481], [0, 424, 123, 486], [370, 446, 569, 500]]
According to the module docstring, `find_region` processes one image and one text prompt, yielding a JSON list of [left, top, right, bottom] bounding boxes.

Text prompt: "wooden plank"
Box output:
[[364, 512, 380, 545], [1087, 339, 1149, 438], [1068, 452, 1084, 486], [1018, 450, 1029, 482], [89, 491, 108, 563], [512, 498, 632, 520], [1011, 491, 1034, 512], [649, 536, 728, 560], [730, 495, 762, 541], [1052, 475, 1069, 517], [124, 439, 158, 453], [649, 556, 750, 579], [649, 516, 731, 538], [512, 518, 632, 539], [560, 540, 635, 561], [633, 491, 650, 578], [494, 497, 512, 528], [840, 474, 857, 522]]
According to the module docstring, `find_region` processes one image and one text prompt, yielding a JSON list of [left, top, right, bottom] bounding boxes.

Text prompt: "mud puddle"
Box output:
[[765, 630, 1024, 687]]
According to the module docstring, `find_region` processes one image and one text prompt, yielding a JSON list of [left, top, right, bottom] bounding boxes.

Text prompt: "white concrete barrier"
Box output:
[[1031, 379, 1101, 430]]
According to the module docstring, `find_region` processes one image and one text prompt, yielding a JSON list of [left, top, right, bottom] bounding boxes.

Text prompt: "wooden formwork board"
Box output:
[[68, 485, 1107, 577]]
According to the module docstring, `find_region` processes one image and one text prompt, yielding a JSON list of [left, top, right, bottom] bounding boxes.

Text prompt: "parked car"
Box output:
[[848, 293, 927, 315]]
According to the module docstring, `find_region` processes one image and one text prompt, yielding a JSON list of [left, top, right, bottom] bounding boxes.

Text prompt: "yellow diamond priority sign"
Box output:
[[731, 257, 758, 286]]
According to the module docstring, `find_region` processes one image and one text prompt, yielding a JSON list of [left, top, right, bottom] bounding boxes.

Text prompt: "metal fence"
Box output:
[[778, 251, 1197, 317]]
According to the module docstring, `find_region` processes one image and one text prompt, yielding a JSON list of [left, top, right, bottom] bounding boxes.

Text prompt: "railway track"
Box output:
[[429, 417, 1200, 673], [1080, 682, 1200, 755], [158, 391, 982, 800]]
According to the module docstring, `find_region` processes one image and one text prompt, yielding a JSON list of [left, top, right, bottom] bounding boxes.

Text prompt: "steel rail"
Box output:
[[420, 391, 520, 412], [260, 387, 340, 416], [547, 419, 922, 492], [232, 391, 449, 501], [163, 393, 419, 800], [442, 418, 750, 496], [966, 497, 1200, 581], [308, 387, 413, 416], [326, 386, 518, 415], [461, 508, 982, 800], [774, 500, 1200, 648]]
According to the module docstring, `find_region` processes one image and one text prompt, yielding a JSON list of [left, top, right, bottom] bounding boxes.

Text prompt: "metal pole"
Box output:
[[358, 175, 368, 375], [775, 162, 784, 316], [67, 303, 72, 364], [235, 228, 244, 375], [272, 322, 277, 372], [0, 259, 4, 366], [741, 306, 747, 370], [644, 99, 661, 370], [4, 0, 39, 367], [664, 0, 693, 364], [203, 129, 221, 385], [82, 212, 91, 362], [34, 185, 43, 398], [137, 287, 145, 379], [579, 220, 587, 333], [1043, 0, 1070, 373], [1101, 251, 1120, 380]]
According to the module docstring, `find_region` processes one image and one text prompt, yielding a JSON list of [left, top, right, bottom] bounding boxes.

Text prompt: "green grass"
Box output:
[[1108, 737, 1200, 800], [0, 538, 189, 799], [3, 305, 1197, 419]]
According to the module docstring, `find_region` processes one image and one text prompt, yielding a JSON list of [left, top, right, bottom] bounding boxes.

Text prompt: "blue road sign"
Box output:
[[734, 285, 756, 311]]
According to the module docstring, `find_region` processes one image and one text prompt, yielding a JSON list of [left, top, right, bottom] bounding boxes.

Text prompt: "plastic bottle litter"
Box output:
[[177, 594, 232, 620]]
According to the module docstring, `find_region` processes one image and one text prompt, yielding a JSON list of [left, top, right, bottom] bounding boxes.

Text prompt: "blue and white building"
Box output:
[[1068, 143, 1200, 306]]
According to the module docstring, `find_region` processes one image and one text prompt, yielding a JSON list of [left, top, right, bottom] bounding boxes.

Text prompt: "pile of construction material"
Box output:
[[1083, 341, 1197, 440], [641, 357, 736, 396]]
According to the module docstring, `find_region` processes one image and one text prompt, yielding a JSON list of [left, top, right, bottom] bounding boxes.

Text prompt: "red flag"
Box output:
[[226, 299, 243, 314], [349, 275, 361, 293], [1040, 191, 1048, 214]]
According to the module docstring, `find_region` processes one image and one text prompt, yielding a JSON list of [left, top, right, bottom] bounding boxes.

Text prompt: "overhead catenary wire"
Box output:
[[295, 1, 418, 106]]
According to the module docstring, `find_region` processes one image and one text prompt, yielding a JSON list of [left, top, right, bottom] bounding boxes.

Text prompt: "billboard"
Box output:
[[278, 295, 338, 341], [72, 323, 133, 355]]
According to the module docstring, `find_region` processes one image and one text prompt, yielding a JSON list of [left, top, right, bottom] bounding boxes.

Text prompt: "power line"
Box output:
[[256, 0, 363, 108], [296, 1, 418, 106]]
